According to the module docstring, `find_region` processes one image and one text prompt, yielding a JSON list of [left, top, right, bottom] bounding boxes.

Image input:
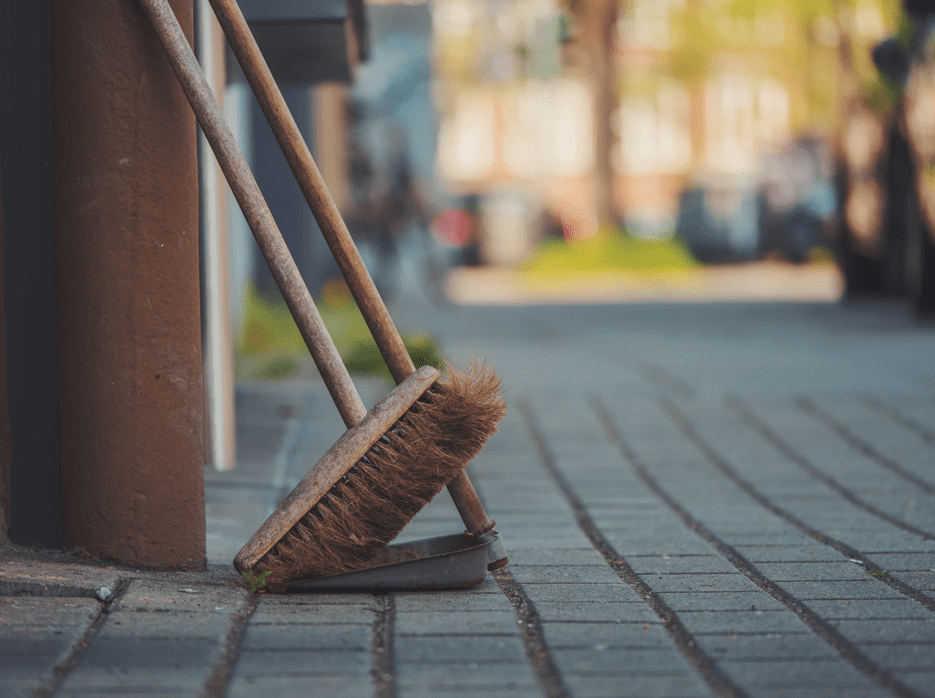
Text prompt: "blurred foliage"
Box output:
[[662, 0, 904, 132], [238, 283, 443, 382], [522, 230, 697, 278]]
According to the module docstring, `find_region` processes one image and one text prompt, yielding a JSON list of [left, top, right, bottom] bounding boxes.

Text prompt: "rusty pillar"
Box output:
[[52, 0, 206, 569], [0, 176, 9, 544]]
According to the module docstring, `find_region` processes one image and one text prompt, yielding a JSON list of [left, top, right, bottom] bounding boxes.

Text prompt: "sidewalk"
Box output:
[[3, 291, 935, 698]]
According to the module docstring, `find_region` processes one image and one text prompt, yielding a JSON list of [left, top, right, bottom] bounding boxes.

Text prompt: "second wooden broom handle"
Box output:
[[138, 0, 367, 429], [208, 0, 500, 540]]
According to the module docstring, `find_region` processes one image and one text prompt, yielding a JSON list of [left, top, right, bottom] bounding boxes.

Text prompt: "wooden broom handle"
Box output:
[[208, 0, 498, 539], [138, 0, 368, 429]]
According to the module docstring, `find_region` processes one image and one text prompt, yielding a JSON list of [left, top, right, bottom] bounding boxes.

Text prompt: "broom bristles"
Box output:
[[254, 360, 506, 590]]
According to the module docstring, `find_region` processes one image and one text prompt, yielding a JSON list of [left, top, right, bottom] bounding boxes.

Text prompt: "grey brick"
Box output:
[[235, 648, 371, 677], [693, 632, 835, 661], [835, 618, 935, 643], [626, 554, 737, 575], [803, 598, 930, 620], [242, 623, 371, 651], [252, 602, 375, 625], [659, 592, 785, 612], [394, 594, 511, 614], [754, 561, 871, 581], [510, 564, 623, 584], [396, 661, 539, 690], [534, 601, 656, 624], [638, 573, 760, 593], [227, 675, 372, 698], [562, 673, 714, 698], [519, 583, 642, 604], [116, 580, 245, 613], [395, 610, 519, 636], [776, 580, 906, 600], [552, 647, 695, 675], [717, 658, 871, 688], [395, 635, 526, 664], [860, 642, 935, 670], [678, 609, 808, 635], [541, 621, 671, 649]]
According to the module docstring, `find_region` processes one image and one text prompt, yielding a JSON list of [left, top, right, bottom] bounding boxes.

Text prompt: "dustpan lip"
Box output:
[[282, 532, 492, 593]]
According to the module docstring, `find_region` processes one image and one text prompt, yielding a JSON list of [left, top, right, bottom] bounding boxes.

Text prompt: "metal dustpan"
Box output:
[[285, 533, 492, 592]]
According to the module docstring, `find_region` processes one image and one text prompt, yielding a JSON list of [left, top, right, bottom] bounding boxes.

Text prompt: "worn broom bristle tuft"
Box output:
[[254, 360, 506, 589]]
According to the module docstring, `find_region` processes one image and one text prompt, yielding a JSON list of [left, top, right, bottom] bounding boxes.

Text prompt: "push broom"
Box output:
[[138, 0, 507, 588]]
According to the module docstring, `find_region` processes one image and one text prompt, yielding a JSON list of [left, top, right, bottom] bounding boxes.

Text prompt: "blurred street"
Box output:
[[6, 290, 935, 697]]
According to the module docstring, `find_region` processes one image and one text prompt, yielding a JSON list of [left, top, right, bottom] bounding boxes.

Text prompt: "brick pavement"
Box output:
[[2, 298, 935, 697]]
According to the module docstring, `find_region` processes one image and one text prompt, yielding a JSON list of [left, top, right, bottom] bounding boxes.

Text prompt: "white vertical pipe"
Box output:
[[197, 0, 237, 472]]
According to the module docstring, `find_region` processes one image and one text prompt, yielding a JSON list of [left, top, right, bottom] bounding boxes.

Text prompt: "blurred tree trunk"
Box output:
[[573, 0, 619, 231]]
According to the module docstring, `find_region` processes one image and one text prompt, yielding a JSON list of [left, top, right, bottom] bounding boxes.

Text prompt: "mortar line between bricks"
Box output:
[[32, 580, 130, 698], [200, 593, 256, 698], [517, 399, 748, 698], [727, 396, 935, 541], [663, 399, 935, 617], [797, 396, 935, 497], [372, 594, 396, 698], [592, 397, 923, 698], [863, 395, 935, 445], [492, 568, 571, 698]]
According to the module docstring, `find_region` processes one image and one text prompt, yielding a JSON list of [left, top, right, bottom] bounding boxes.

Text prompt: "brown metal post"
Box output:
[[52, 0, 206, 569], [0, 175, 9, 544]]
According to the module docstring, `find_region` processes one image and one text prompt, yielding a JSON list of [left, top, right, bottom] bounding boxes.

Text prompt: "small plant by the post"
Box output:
[[241, 570, 273, 595]]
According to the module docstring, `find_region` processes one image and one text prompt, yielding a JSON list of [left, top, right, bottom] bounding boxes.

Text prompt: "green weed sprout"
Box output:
[[241, 570, 273, 595]]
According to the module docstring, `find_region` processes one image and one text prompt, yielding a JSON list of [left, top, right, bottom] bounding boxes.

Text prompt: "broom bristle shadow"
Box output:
[[254, 360, 506, 590]]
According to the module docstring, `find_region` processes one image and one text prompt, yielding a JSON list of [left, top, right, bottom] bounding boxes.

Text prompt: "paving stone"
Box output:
[[252, 601, 376, 625], [716, 658, 873, 688], [802, 598, 930, 620], [395, 610, 519, 636], [859, 642, 935, 670], [731, 545, 846, 564], [754, 561, 872, 581], [0, 597, 100, 626], [677, 609, 808, 635], [863, 552, 935, 571], [833, 618, 935, 643], [552, 647, 696, 675], [776, 580, 906, 600], [900, 670, 935, 696], [518, 583, 643, 604], [394, 635, 527, 664], [116, 580, 245, 613], [626, 554, 737, 575], [57, 669, 204, 695], [561, 673, 714, 698], [394, 594, 511, 613], [396, 661, 539, 691], [534, 601, 657, 624], [243, 623, 371, 651], [397, 689, 544, 698], [693, 632, 835, 661], [227, 675, 373, 698], [235, 648, 371, 677], [637, 573, 760, 594], [510, 564, 623, 584], [658, 592, 785, 612], [540, 621, 671, 649], [0, 558, 122, 598]]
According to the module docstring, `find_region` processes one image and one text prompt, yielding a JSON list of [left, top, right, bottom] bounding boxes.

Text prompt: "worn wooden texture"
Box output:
[[234, 366, 440, 571]]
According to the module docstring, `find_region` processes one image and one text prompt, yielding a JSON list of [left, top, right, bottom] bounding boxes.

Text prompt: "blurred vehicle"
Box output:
[[836, 0, 935, 314], [676, 138, 836, 265], [675, 177, 762, 263], [759, 137, 837, 263]]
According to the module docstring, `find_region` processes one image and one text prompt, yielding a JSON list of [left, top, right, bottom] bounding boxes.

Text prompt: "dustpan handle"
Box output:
[[138, 0, 368, 428], [208, 0, 506, 564]]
